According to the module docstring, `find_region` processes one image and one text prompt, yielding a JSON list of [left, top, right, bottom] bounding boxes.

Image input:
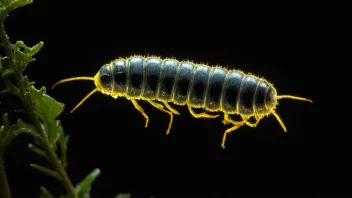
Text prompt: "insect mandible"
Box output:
[[52, 55, 313, 149]]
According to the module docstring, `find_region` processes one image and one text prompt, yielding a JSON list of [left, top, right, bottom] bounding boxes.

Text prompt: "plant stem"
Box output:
[[0, 154, 11, 198], [0, 21, 76, 198]]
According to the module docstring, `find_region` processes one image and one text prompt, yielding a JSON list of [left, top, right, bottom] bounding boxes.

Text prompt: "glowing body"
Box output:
[[52, 55, 313, 149], [95, 57, 276, 115]]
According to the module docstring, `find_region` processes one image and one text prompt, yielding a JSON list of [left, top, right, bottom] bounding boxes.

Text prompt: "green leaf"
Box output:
[[0, 56, 19, 95], [26, 41, 44, 57], [28, 143, 47, 159], [30, 163, 61, 181], [23, 75, 35, 90], [59, 134, 69, 168], [27, 85, 65, 146], [1, 68, 13, 77], [0, 113, 37, 152], [28, 86, 64, 120], [12, 41, 44, 56], [1, 113, 10, 129], [0, 0, 33, 21], [0, 88, 9, 94], [25, 85, 69, 168], [0, 56, 8, 68], [12, 41, 44, 73], [114, 193, 131, 198], [75, 168, 101, 198], [0, 80, 19, 96], [0, 56, 3, 71], [40, 186, 55, 198], [12, 118, 37, 136]]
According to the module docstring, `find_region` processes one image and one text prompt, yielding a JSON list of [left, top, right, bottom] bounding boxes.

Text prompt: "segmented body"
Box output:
[[97, 56, 276, 117], [53, 55, 312, 149]]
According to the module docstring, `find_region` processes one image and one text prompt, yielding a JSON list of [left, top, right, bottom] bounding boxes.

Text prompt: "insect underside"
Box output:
[[52, 55, 313, 149]]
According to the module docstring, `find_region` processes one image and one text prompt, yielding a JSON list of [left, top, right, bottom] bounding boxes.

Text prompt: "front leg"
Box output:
[[222, 113, 243, 125], [245, 116, 261, 128]]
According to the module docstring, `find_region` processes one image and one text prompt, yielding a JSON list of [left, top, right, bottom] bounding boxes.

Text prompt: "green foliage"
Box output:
[[0, 113, 37, 152], [75, 169, 101, 198], [114, 193, 132, 198], [0, 0, 101, 198], [0, 0, 32, 21]]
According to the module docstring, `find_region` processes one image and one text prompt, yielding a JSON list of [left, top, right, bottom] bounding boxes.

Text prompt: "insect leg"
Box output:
[[131, 99, 149, 128], [163, 102, 180, 115], [221, 114, 247, 149], [187, 105, 219, 119], [222, 113, 243, 125], [245, 116, 261, 128], [148, 100, 174, 135]]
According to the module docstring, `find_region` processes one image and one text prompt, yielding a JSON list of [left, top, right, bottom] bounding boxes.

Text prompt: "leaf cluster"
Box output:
[[0, 0, 105, 198]]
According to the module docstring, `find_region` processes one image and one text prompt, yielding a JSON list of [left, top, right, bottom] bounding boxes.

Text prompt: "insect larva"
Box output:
[[52, 55, 313, 149]]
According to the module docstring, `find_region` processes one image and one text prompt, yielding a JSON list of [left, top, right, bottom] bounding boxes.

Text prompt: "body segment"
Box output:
[[205, 67, 227, 111], [126, 57, 144, 98], [172, 62, 194, 105], [221, 71, 244, 113], [157, 59, 178, 101]]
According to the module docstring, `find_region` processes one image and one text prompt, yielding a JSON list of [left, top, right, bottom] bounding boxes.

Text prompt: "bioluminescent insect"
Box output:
[[52, 55, 313, 149]]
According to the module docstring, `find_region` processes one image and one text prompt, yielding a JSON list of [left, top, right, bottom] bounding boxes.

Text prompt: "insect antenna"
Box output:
[[69, 88, 98, 113], [271, 110, 287, 132], [272, 94, 312, 132], [51, 77, 95, 89], [276, 95, 313, 103], [51, 76, 97, 113]]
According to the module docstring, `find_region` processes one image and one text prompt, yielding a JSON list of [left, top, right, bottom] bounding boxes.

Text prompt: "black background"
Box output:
[[0, 0, 340, 198]]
